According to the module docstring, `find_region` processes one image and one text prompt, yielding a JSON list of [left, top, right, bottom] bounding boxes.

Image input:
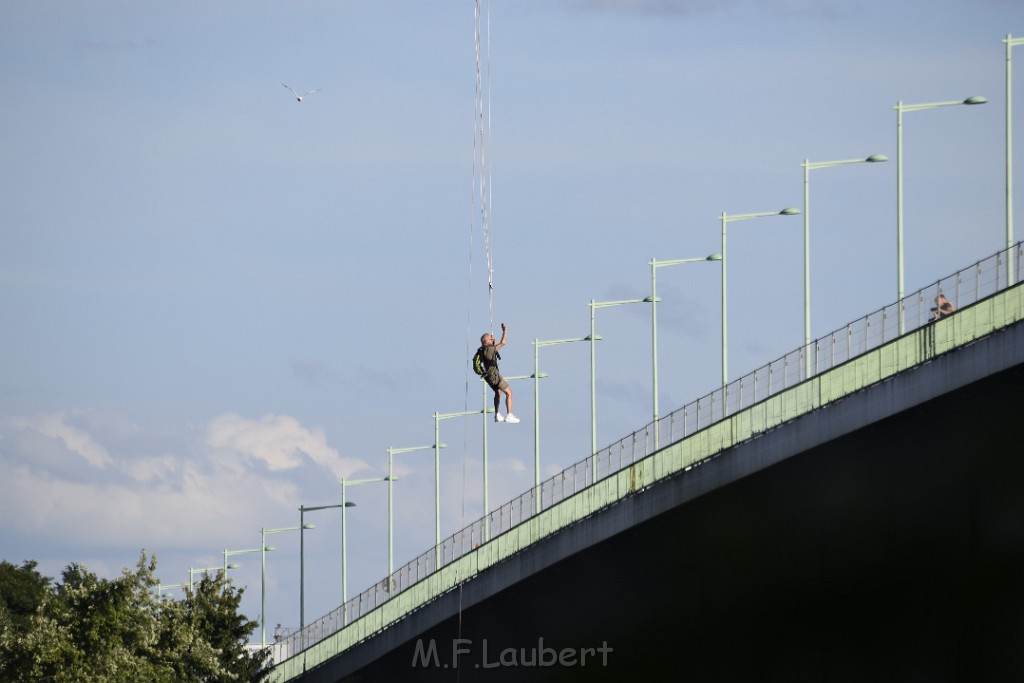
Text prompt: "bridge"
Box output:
[[268, 245, 1024, 682]]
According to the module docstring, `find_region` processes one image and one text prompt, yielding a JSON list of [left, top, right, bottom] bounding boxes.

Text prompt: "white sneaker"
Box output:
[[494, 413, 505, 423], [504, 414, 520, 424]]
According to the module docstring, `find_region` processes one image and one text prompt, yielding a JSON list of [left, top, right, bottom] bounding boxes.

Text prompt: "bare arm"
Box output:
[[495, 323, 508, 351]]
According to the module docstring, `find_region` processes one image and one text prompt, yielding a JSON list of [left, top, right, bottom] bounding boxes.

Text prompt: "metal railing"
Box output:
[[270, 242, 1022, 666]]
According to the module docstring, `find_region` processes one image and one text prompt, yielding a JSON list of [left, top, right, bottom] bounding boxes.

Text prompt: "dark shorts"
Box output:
[[485, 370, 508, 391]]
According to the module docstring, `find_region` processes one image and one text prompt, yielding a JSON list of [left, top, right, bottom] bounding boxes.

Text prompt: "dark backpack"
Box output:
[[472, 346, 498, 376]]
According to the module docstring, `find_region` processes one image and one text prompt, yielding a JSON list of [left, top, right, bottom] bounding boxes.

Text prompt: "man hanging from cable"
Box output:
[[475, 323, 519, 424]]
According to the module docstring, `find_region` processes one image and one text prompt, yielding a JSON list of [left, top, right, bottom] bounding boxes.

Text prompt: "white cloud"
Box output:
[[391, 462, 415, 478], [126, 454, 178, 484], [3, 411, 113, 468], [0, 410, 366, 554], [204, 412, 367, 481]]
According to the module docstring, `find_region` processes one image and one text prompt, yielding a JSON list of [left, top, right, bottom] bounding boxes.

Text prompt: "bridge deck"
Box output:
[[270, 250, 1024, 682]]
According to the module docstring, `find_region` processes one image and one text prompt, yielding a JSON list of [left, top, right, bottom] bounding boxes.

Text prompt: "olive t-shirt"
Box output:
[[480, 345, 506, 388]]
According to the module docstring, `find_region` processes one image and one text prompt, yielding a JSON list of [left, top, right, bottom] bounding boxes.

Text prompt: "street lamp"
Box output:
[[260, 523, 315, 647], [223, 546, 273, 619], [801, 154, 887, 375], [1005, 35, 1024, 286], [720, 208, 801, 389], [479, 385, 496, 542], [589, 297, 650, 461], [588, 298, 648, 466], [224, 545, 273, 572], [430, 408, 486, 566], [649, 254, 720, 450], [338, 477, 388, 621], [533, 335, 593, 513], [479, 373, 538, 541], [386, 444, 443, 576], [298, 502, 352, 630], [895, 95, 987, 332], [156, 582, 183, 599], [189, 564, 238, 591]]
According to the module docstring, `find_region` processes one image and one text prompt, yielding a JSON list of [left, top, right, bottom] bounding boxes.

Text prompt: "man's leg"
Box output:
[[492, 387, 504, 422], [502, 386, 519, 423]]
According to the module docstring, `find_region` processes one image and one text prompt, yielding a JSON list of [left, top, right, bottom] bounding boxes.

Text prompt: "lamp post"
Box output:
[[156, 582, 183, 599], [223, 546, 272, 620], [189, 564, 238, 591], [224, 545, 273, 572], [338, 477, 388, 621], [589, 298, 648, 462], [1006, 35, 1024, 287], [386, 444, 443, 576], [649, 254, 720, 449], [533, 335, 592, 513], [802, 155, 887, 375], [895, 95, 987, 332], [431, 410, 484, 566], [298, 502, 352, 630], [587, 298, 650, 466], [479, 384, 496, 542], [260, 523, 315, 647], [720, 208, 801, 390], [479, 373, 538, 540]]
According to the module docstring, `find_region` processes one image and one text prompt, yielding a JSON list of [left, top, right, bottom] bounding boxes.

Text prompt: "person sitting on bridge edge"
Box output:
[[930, 294, 956, 321], [479, 323, 519, 424]]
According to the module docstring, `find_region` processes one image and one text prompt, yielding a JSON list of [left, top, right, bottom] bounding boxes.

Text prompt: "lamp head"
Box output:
[[963, 96, 987, 105], [866, 154, 888, 163], [301, 523, 315, 529], [706, 253, 723, 261], [226, 563, 240, 569], [779, 208, 801, 216]]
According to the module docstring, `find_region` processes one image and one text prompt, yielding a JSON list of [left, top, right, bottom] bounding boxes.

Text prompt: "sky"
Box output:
[[1, 0, 1021, 643]]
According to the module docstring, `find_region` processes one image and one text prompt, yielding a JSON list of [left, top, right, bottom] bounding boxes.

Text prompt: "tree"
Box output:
[[184, 571, 271, 682], [0, 551, 270, 682], [0, 560, 51, 680]]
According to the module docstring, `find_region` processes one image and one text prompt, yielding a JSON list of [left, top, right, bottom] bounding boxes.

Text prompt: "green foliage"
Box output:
[[0, 560, 50, 628], [183, 571, 271, 683], [0, 551, 270, 683], [0, 560, 51, 678]]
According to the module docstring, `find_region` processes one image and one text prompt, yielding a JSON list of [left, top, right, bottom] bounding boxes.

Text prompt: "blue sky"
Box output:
[[2, 0, 1020, 641]]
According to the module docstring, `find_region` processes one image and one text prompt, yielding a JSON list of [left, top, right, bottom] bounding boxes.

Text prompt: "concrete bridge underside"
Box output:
[[296, 322, 1024, 682]]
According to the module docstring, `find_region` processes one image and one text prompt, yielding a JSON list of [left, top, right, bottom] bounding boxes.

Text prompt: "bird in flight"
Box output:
[[282, 83, 321, 102]]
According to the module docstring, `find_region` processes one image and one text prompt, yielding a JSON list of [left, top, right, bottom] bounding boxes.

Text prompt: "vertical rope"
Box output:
[[467, 8, 494, 411], [465, 0, 493, 519], [458, 6, 494, 676], [465, 0, 481, 393], [471, 1, 495, 334], [484, 0, 494, 326]]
